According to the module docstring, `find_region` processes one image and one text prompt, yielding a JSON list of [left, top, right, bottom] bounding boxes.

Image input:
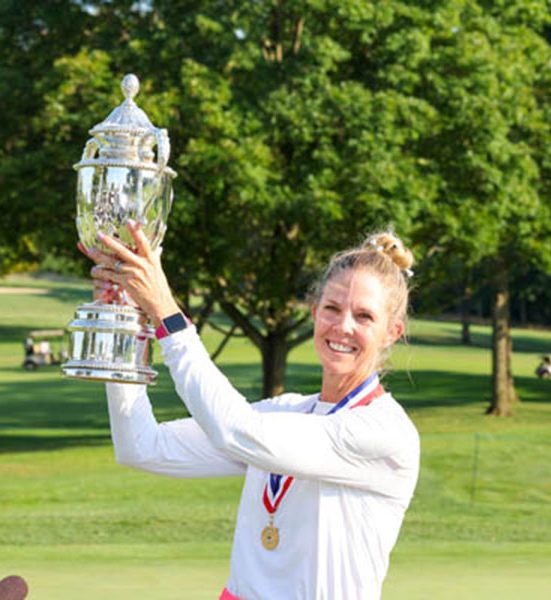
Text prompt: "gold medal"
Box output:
[[261, 523, 279, 550]]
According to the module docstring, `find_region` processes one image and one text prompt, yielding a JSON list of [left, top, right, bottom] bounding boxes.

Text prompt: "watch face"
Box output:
[[163, 312, 188, 333]]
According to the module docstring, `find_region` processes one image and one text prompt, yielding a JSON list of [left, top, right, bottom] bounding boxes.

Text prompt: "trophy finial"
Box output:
[[121, 74, 140, 101]]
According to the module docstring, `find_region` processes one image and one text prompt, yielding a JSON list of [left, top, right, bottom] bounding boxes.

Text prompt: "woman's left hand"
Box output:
[[79, 220, 180, 327]]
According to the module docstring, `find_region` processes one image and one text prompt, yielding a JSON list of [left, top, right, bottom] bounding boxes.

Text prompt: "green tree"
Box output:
[[2, 1, 549, 405], [28, 1, 437, 396], [152, 0, 438, 395], [412, 0, 551, 415], [0, 0, 92, 271]]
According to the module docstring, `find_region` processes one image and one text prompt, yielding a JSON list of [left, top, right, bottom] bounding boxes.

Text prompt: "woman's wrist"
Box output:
[[150, 300, 182, 328]]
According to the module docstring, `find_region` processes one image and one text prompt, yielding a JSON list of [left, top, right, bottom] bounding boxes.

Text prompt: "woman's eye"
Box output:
[[358, 312, 373, 321], [324, 305, 338, 312]]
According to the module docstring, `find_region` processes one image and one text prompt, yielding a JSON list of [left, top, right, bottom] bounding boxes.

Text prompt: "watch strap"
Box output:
[[155, 312, 190, 340]]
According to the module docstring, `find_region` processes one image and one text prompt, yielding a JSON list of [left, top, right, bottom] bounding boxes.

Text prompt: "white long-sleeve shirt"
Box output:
[[106, 327, 420, 600]]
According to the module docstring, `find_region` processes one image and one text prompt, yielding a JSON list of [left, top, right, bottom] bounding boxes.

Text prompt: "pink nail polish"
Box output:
[[97, 232, 105, 241]]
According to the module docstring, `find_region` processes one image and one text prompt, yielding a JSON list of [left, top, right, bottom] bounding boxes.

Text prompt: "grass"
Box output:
[[1, 274, 551, 598]]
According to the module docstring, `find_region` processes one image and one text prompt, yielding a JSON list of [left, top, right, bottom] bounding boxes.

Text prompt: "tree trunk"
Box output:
[[519, 297, 528, 325], [507, 334, 520, 404], [219, 301, 311, 400], [461, 320, 471, 345], [260, 331, 289, 398], [460, 285, 472, 344], [487, 270, 514, 416]]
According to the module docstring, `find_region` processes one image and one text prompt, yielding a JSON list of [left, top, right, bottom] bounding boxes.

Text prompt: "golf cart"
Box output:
[[22, 329, 69, 371], [536, 355, 551, 379]]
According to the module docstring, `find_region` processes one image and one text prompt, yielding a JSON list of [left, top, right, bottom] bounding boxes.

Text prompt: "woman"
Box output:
[[83, 223, 420, 600]]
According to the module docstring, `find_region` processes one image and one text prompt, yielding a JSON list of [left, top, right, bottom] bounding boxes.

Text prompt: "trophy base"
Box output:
[[62, 302, 157, 385], [62, 363, 157, 385]]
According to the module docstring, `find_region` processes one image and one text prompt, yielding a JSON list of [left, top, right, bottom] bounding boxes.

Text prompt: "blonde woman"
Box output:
[[83, 224, 420, 600]]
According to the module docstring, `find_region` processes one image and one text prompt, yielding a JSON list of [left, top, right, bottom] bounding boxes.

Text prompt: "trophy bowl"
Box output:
[[62, 74, 176, 385]]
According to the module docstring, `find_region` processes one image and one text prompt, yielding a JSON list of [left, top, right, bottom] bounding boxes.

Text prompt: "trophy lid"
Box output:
[[75, 74, 174, 173], [90, 74, 154, 134]]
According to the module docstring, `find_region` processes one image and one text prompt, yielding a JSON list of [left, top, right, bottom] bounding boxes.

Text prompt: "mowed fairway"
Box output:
[[1, 275, 551, 599]]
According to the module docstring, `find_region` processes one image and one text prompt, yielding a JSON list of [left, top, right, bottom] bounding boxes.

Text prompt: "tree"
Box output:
[[412, 0, 551, 415], [154, 0, 438, 395], [1, 1, 549, 404], [26, 1, 437, 396], [0, 0, 93, 271]]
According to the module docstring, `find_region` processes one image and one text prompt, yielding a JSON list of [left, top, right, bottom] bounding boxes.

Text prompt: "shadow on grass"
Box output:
[[2, 358, 549, 453], [0, 325, 37, 344], [410, 325, 551, 355], [0, 363, 186, 430], [387, 370, 550, 407], [0, 432, 111, 453]]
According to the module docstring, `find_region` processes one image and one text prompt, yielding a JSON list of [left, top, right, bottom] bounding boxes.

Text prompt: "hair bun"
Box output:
[[363, 232, 414, 271]]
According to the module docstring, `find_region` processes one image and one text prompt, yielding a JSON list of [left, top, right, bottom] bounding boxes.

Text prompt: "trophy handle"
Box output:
[[138, 128, 170, 171], [154, 128, 170, 171], [81, 138, 101, 161]]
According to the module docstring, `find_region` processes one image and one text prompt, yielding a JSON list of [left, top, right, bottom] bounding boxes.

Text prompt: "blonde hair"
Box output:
[[312, 230, 414, 330]]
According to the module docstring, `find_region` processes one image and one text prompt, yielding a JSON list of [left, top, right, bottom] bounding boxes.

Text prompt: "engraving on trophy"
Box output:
[[62, 74, 176, 385]]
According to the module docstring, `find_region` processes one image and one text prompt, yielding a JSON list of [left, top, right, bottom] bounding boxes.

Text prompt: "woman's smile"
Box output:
[[313, 268, 403, 402], [326, 340, 357, 354]]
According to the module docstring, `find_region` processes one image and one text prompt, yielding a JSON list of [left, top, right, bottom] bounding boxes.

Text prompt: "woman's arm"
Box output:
[[160, 328, 419, 498], [106, 382, 246, 478], [82, 225, 418, 497]]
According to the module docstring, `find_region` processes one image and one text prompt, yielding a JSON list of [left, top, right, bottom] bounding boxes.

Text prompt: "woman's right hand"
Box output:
[[92, 279, 141, 307], [78, 220, 180, 326], [93, 279, 114, 304]]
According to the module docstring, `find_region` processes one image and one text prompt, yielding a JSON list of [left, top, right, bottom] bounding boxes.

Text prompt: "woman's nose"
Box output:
[[335, 310, 355, 334]]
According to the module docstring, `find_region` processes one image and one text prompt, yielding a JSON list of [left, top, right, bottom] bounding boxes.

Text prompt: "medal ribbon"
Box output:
[[262, 373, 385, 515]]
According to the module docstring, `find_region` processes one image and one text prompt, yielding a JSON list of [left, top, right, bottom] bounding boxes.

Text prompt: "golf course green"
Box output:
[[1, 275, 550, 599]]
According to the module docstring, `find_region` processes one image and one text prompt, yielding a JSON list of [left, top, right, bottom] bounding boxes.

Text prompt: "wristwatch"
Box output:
[[155, 312, 190, 340]]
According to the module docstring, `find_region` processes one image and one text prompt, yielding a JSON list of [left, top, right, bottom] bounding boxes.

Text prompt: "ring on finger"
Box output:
[[114, 260, 125, 274]]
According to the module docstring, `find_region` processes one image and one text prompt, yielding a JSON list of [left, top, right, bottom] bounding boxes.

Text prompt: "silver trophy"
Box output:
[[62, 74, 176, 384]]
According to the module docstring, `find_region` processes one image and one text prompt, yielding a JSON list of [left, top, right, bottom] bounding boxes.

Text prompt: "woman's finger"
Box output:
[[80, 244, 121, 269], [97, 232, 141, 265], [93, 279, 116, 302], [77, 242, 89, 257], [127, 219, 153, 260], [90, 264, 122, 283]]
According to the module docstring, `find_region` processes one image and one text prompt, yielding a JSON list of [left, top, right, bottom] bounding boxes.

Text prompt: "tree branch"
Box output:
[[292, 17, 304, 54], [219, 301, 265, 349], [210, 324, 238, 362], [287, 326, 314, 350], [282, 311, 310, 335], [207, 319, 244, 338], [193, 294, 215, 334]]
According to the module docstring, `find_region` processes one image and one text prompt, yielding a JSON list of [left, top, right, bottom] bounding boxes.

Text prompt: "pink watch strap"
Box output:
[[155, 323, 169, 340]]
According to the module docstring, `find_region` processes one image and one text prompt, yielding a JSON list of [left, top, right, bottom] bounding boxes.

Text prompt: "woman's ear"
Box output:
[[385, 319, 405, 347], [311, 304, 317, 320]]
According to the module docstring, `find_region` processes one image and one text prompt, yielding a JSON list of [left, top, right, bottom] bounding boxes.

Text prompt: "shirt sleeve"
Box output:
[[105, 381, 246, 478], [160, 328, 420, 497]]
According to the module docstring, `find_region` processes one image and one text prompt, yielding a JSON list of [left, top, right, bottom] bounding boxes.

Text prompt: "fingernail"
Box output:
[[127, 219, 136, 228], [97, 232, 105, 241]]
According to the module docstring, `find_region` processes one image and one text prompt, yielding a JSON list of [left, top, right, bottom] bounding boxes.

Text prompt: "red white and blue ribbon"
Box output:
[[262, 373, 385, 515]]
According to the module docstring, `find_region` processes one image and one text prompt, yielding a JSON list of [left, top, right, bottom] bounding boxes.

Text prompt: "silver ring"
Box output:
[[114, 260, 124, 274]]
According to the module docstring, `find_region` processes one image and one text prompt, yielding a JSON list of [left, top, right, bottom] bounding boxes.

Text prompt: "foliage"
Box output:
[[0, 1, 549, 396]]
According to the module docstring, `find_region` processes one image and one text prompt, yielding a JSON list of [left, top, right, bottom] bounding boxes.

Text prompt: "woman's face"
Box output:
[[312, 268, 403, 382]]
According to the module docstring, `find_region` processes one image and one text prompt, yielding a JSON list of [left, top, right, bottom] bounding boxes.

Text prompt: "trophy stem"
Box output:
[[62, 302, 157, 384]]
